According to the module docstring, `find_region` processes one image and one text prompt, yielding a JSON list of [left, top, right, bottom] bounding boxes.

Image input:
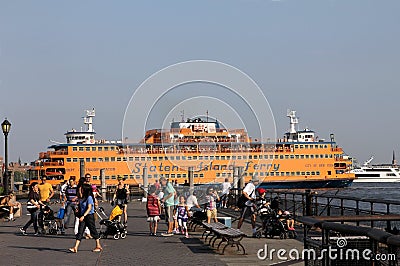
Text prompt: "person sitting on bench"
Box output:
[[0, 192, 20, 221]]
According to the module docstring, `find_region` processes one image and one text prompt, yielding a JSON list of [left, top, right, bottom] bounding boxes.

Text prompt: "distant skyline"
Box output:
[[0, 1, 400, 165]]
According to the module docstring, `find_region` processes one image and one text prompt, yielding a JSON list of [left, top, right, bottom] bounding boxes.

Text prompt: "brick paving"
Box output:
[[0, 202, 304, 265]]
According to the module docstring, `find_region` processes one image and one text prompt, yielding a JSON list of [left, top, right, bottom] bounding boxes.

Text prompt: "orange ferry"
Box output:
[[31, 109, 355, 188]]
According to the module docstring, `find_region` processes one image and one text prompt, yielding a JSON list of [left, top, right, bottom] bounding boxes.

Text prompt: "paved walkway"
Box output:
[[0, 202, 304, 265]]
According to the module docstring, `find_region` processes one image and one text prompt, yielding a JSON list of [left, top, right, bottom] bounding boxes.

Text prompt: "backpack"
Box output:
[[236, 189, 254, 209]]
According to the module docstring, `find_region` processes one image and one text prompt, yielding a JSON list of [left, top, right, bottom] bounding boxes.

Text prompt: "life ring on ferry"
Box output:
[[90, 139, 95, 144]]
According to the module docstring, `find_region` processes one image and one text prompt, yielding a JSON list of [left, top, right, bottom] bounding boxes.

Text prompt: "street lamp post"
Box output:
[[2, 119, 11, 194]]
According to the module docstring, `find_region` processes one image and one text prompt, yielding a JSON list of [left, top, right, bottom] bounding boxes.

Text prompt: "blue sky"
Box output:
[[0, 0, 399, 165]]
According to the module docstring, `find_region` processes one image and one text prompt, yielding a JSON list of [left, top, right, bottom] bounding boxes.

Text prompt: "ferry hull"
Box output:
[[259, 179, 353, 189]]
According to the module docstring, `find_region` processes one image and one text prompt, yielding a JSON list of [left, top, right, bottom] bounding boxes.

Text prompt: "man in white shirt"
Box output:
[[221, 178, 231, 208], [237, 177, 260, 237]]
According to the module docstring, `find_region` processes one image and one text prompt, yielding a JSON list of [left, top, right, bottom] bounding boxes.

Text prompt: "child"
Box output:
[[176, 196, 190, 238], [146, 185, 161, 236]]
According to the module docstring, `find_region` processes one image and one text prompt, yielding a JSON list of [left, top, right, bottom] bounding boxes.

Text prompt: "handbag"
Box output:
[[57, 206, 65, 219]]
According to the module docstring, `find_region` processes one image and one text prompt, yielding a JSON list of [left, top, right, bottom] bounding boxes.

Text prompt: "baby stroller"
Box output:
[[97, 206, 127, 240], [38, 205, 60, 235], [263, 209, 297, 239]]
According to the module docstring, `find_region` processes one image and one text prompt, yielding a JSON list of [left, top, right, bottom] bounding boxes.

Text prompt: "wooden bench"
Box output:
[[188, 210, 207, 231], [201, 221, 246, 255]]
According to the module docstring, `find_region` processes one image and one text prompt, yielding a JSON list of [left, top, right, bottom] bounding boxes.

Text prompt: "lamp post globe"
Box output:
[[2, 119, 11, 195]]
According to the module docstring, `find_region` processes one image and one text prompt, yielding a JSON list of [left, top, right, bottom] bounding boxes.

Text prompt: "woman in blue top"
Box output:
[[69, 183, 102, 253]]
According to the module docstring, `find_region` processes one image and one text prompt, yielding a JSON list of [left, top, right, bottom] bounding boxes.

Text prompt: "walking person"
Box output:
[[20, 182, 45, 235], [113, 177, 129, 224], [69, 183, 102, 253], [146, 185, 161, 236], [63, 177, 78, 229], [38, 176, 54, 204], [159, 177, 176, 237], [237, 177, 260, 237], [176, 196, 190, 238]]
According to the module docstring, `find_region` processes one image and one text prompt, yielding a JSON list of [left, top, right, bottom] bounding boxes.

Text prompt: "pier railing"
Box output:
[[265, 190, 400, 232]]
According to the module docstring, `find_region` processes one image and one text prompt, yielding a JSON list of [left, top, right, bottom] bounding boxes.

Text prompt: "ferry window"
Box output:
[[111, 157, 115, 162], [300, 145, 304, 149], [158, 157, 163, 161], [269, 155, 274, 160], [198, 156, 203, 160], [79, 158, 84, 162], [98, 147, 103, 151], [199, 174, 204, 178], [285, 155, 289, 159], [147, 157, 151, 161], [129, 157, 133, 161], [188, 156, 192, 160], [216, 173, 220, 177], [305, 145, 309, 149], [232, 156, 237, 160], [153, 174, 158, 179], [222, 172, 226, 177], [329, 154, 333, 158], [310, 155, 314, 159], [327, 171, 331, 175], [243, 156, 247, 160], [183, 174, 187, 178], [105, 176, 110, 180], [104, 147, 109, 151], [92, 147, 96, 151], [92, 176, 97, 180], [73, 147, 78, 151], [301, 172, 305, 175], [111, 175, 116, 180], [249, 155, 253, 159], [275, 172, 280, 176], [291, 172, 295, 176], [86, 147, 90, 151], [73, 158, 78, 162], [260, 172, 264, 176], [98, 158, 103, 162], [182, 156, 186, 160], [295, 155, 299, 159], [270, 172, 274, 176], [79, 147, 84, 151], [86, 158, 90, 162], [92, 158, 96, 162], [237, 156, 242, 160], [290, 155, 294, 159], [67, 158, 71, 162], [300, 155, 304, 159], [210, 156, 214, 160], [171, 174, 175, 178], [166, 174, 169, 178], [221, 156, 225, 160], [264, 155, 268, 159], [216, 156, 220, 160], [286, 172, 290, 176], [194, 174, 198, 178], [311, 172, 315, 175], [148, 175, 152, 179], [324, 145, 327, 148], [226, 156, 231, 160], [105, 157, 109, 162], [135, 157, 139, 161], [254, 155, 258, 159], [274, 155, 278, 159], [305, 155, 309, 159], [319, 145, 324, 149], [296, 171, 300, 175], [315, 155, 319, 158], [325, 155, 329, 159], [141, 157, 145, 161], [204, 156, 209, 160], [117, 157, 121, 162], [193, 156, 198, 160], [110, 147, 115, 151], [129, 175, 134, 179], [294, 145, 298, 149], [306, 172, 310, 176], [153, 157, 157, 161], [175, 156, 180, 160], [177, 174, 181, 178], [280, 155, 284, 159], [123, 157, 127, 162]]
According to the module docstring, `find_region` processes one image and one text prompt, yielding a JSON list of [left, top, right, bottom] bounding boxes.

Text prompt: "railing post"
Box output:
[[305, 189, 312, 216], [188, 167, 194, 196], [100, 169, 106, 201]]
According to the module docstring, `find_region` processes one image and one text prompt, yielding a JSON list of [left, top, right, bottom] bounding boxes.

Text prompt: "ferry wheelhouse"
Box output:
[[31, 109, 355, 188]]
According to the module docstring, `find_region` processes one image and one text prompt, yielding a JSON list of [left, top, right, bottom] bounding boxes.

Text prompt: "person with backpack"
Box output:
[[237, 177, 260, 237]]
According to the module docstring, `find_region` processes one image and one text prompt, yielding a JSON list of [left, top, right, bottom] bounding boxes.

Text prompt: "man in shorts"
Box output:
[[237, 177, 260, 237], [159, 177, 176, 236]]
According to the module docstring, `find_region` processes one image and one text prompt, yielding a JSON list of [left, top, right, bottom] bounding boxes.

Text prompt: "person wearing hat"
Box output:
[[237, 177, 260, 237]]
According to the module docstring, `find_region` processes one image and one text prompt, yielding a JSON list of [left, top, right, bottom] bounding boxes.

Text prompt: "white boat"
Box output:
[[352, 153, 400, 182]]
